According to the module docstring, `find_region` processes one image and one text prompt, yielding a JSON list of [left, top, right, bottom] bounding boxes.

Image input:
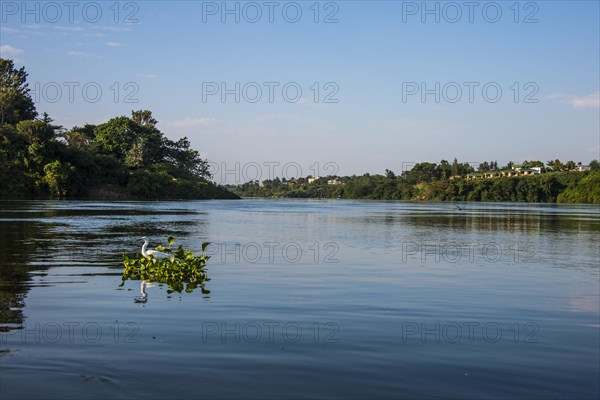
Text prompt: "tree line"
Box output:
[[229, 160, 600, 204], [0, 58, 238, 200]]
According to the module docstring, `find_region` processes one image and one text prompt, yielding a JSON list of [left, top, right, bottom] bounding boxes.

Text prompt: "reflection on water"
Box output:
[[134, 281, 152, 304], [0, 201, 209, 332], [0, 218, 49, 332], [0, 200, 598, 399]]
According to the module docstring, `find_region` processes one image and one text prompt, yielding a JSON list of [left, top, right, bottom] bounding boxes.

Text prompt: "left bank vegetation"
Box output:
[[0, 58, 238, 200]]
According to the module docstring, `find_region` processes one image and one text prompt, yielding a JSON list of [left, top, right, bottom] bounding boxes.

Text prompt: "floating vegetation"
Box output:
[[121, 237, 211, 295]]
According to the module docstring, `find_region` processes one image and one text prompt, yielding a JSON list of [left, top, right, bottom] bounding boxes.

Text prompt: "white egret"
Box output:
[[141, 237, 175, 262]]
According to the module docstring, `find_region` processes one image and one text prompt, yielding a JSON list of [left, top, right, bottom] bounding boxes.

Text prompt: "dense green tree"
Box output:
[[43, 160, 77, 197], [437, 160, 452, 178], [94, 116, 145, 160], [522, 160, 544, 168], [565, 160, 577, 171], [558, 172, 600, 203], [403, 162, 438, 183], [16, 120, 55, 144], [547, 159, 564, 171], [0, 58, 37, 124], [162, 137, 210, 179], [131, 109, 158, 127]]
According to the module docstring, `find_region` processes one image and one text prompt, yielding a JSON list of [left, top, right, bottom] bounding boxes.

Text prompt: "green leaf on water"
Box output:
[[121, 236, 210, 295]]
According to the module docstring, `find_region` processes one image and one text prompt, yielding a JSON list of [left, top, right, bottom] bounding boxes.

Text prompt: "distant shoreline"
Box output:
[[227, 170, 600, 204]]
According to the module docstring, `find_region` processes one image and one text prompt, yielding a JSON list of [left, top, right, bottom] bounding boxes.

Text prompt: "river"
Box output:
[[1, 200, 598, 399]]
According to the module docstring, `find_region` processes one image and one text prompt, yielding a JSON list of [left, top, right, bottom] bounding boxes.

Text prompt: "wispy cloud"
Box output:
[[100, 26, 133, 32], [0, 44, 24, 55], [139, 73, 159, 79], [3, 25, 44, 37], [253, 113, 301, 123], [550, 92, 600, 109], [106, 41, 122, 47], [0, 27, 20, 33], [66, 50, 100, 58], [55, 26, 84, 32], [171, 117, 214, 128]]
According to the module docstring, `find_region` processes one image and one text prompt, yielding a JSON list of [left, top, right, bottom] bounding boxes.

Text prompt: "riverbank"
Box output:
[[229, 171, 600, 204]]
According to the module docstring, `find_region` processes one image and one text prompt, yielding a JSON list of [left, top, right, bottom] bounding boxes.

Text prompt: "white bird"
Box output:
[[141, 237, 175, 262]]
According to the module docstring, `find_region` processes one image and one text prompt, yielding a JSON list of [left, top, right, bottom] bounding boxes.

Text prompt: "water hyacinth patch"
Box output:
[[121, 237, 211, 294]]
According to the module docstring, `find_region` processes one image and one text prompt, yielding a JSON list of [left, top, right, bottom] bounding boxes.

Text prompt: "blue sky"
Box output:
[[1, 1, 599, 181]]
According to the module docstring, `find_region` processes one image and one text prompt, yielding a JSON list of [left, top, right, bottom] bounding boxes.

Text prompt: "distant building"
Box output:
[[577, 165, 589, 172], [512, 165, 543, 174], [308, 177, 319, 184], [463, 167, 541, 181], [328, 178, 342, 185]]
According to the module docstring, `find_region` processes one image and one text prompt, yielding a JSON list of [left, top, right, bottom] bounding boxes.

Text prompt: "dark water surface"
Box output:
[[1, 200, 598, 399]]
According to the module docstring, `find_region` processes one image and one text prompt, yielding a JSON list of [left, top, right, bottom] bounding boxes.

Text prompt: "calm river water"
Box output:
[[0, 200, 598, 399]]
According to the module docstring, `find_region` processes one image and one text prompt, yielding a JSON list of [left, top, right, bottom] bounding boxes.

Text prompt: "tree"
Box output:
[[437, 160, 452, 178], [40, 112, 63, 132], [131, 110, 158, 127], [523, 160, 544, 168], [43, 160, 76, 197], [451, 158, 459, 176], [589, 160, 600, 171], [0, 58, 37, 124], [565, 160, 577, 171], [95, 117, 144, 160], [125, 136, 150, 168], [547, 159, 564, 171], [16, 120, 55, 144], [558, 171, 600, 204], [163, 137, 210, 179], [404, 162, 438, 183], [63, 124, 96, 148]]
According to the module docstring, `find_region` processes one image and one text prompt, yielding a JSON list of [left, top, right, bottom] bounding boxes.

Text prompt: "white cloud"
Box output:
[[6, 25, 44, 37], [55, 26, 84, 32], [0, 44, 24, 55], [253, 113, 300, 123], [0, 27, 20, 33], [100, 26, 133, 32], [106, 41, 122, 47], [139, 73, 158, 79], [550, 92, 600, 109], [23, 24, 44, 30], [66, 50, 100, 58], [171, 117, 214, 128]]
